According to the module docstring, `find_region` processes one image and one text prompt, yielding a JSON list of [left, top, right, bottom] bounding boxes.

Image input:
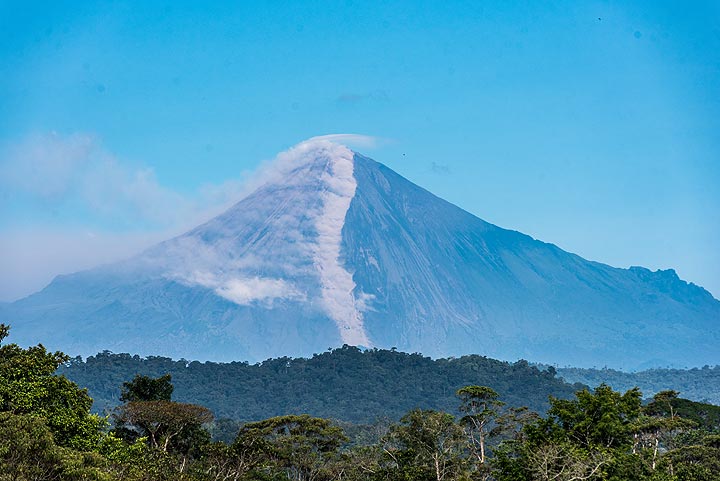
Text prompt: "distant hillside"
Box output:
[[59, 346, 584, 423], [555, 365, 720, 405]]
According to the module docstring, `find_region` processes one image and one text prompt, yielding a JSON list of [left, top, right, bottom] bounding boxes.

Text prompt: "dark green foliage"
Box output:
[[493, 385, 644, 481], [0, 412, 111, 481], [492, 383, 720, 481], [5, 323, 720, 481], [657, 445, 720, 481], [59, 346, 582, 422], [0, 324, 105, 451], [113, 374, 213, 457], [233, 414, 348, 480], [0, 412, 68, 481], [644, 389, 720, 431], [120, 374, 173, 402], [546, 384, 642, 449], [0, 324, 110, 480]]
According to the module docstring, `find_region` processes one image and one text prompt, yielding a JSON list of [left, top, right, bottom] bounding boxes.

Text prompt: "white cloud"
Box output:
[[217, 277, 304, 306], [0, 132, 244, 228], [0, 132, 248, 300], [179, 271, 305, 307]]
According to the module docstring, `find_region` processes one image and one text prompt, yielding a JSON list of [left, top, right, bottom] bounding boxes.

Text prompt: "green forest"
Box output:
[[3, 324, 720, 481], [57, 349, 720, 425], [58, 347, 584, 423]]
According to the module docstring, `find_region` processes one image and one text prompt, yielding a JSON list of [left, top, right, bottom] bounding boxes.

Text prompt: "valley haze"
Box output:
[[3, 138, 719, 370]]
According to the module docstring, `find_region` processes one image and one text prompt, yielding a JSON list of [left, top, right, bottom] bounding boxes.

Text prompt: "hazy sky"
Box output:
[[1, 1, 719, 301]]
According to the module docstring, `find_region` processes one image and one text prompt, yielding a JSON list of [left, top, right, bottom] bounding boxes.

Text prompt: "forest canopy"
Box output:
[[58, 346, 583, 423], [3, 325, 720, 480]]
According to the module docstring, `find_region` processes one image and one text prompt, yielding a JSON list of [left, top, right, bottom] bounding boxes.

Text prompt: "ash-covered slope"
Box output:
[[3, 140, 719, 368]]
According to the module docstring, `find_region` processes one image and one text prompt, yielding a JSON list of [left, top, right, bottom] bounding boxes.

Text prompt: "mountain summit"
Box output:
[[4, 139, 719, 368]]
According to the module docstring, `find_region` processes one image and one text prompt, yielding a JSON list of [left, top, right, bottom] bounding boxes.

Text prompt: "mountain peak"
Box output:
[[141, 138, 371, 347], [4, 145, 719, 368]]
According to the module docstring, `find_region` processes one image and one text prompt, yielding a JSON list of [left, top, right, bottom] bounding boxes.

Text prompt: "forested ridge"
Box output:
[[555, 366, 720, 405], [4, 324, 720, 480], [58, 347, 584, 423]]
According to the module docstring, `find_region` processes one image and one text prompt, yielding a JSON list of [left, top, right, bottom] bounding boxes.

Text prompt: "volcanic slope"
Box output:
[[4, 140, 719, 368]]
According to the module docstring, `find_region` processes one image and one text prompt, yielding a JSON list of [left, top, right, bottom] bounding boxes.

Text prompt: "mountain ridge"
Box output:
[[3, 140, 718, 368]]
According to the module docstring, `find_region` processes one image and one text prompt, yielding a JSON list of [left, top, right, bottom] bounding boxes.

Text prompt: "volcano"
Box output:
[[4, 139, 719, 368]]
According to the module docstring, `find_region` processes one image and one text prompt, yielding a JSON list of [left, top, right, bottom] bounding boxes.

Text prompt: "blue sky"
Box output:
[[1, 0, 719, 300]]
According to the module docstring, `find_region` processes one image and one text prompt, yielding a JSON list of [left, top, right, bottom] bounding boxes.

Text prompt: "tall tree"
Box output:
[[383, 409, 468, 481], [233, 414, 347, 481], [456, 385, 505, 465], [114, 374, 212, 460], [116, 400, 213, 452], [634, 390, 700, 470], [493, 384, 643, 481]]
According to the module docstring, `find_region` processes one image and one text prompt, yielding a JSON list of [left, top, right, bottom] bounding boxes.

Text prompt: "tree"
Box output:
[[0, 411, 115, 481], [383, 409, 468, 481], [0, 324, 105, 451], [631, 414, 696, 470], [546, 384, 642, 450], [658, 444, 720, 481], [644, 389, 720, 431], [492, 385, 643, 481], [632, 390, 707, 473], [120, 374, 174, 402], [116, 400, 213, 453], [456, 385, 505, 465], [114, 373, 213, 468], [233, 414, 348, 481]]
